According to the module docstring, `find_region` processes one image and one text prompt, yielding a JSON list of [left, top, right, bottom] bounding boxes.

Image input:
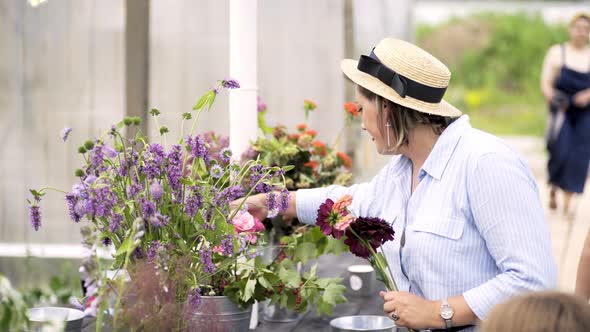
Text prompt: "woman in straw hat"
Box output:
[[542, 12, 590, 217], [238, 38, 556, 331]]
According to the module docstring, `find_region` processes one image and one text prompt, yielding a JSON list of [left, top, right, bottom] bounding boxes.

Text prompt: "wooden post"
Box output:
[[125, 0, 150, 137]]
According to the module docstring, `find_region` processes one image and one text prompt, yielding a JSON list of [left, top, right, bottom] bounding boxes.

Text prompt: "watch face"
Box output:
[[441, 306, 454, 320]]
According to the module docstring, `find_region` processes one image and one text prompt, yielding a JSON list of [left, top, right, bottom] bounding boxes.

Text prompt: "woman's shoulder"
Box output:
[[458, 128, 526, 165]]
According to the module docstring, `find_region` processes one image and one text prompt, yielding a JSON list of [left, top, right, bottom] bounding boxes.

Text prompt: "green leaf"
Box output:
[[206, 92, 217, 110], [242, 278, 257, 302], [294, 242, 316, 265], [193, 90, 215, 110], [323, 236, 348, 256], [304, 264, 317, 280], [278, 267, 301, 288], [282, 165, 295, 172], [115, 235, 132, 257], [322, 284, 347, 306], [258, 276, 271, 289]]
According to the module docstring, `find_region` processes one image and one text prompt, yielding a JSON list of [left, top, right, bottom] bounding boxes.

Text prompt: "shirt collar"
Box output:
[[421, 115, 471, 180]]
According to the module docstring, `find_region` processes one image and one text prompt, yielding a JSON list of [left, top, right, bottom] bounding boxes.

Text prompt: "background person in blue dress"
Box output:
[[239, 38, 556, 331], [541, 12, 590, 217]]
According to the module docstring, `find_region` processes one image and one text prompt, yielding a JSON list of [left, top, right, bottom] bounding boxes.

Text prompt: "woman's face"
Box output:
[[356, 89, 397, 155], [569, 18, 590, 46]]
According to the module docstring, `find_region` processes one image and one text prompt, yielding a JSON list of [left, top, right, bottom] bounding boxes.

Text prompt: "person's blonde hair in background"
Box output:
[[479, 291, 590, 332]]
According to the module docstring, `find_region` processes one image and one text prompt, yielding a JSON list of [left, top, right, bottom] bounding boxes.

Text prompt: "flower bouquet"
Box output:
[[26, 79, 346, 331]]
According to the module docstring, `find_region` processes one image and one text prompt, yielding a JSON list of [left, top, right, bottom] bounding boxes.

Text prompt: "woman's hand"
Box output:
[[573, 89, 590, 108], [230, 193, 268, 221], [381, 291, 441, 330]]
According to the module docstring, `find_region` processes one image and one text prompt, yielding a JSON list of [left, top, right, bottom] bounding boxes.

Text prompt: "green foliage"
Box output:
[[0, 275, 29, 332], [417, 13, 568, 136]]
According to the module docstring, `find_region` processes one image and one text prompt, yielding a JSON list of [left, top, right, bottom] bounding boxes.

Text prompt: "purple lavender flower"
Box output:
[[108, 125, 117, 138], [187, 135, 209, 161], [184, 190, 203, 217], [222, 78, 240, 89], [210, 164, 224, 179], [133, 247, 144, 259], [257, 96, 267, 113], [166, 145, 183, 192], [126, 183, 143, 199], [140, 198, 156, 218], [61, 127, 72, 142], [109, 213, 123, 233], [220, 235, 234, 256], [102, 237, 112, 246], [143, 143, 166, 180], [90, 145, 104, 170], [219, 148, 232, 164], [199, 249, 216, 274], [188, 288, 202, 309], [74, 200, 87, 217], [65, 193, 82, 222], [84, 175, 97, 185], [88, 187, 117, 218], [149, 182, 163, 201], [266, 191, 278, 218], [149, 212, 169, 229], [237, 236, 248, 254], [279, 189, 290, 212], [29, 205, 42, 231], [147, 241, 161, 262]]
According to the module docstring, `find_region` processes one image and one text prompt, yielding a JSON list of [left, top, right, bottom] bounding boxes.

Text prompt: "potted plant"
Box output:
[[27, 80, 347, 332]]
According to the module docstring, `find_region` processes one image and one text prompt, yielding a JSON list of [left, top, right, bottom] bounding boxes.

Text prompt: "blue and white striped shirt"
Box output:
[[296, 115, 557, 328]]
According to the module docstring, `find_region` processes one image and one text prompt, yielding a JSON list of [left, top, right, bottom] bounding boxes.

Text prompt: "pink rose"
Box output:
[[253, 218, 265, 232], [232, 210, 255, 233]]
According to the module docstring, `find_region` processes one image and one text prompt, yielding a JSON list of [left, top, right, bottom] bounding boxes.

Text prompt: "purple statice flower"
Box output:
[[109, 213, 123, 233], [166, 145, 183, 192], [90, 145, 104, 171], [279, 189, 290, 212], [140, 198, 156, 218], [29, 205, 42, 231], [147, 240, 161, 262], [188, 288, 202, 309], [220, 148, 232, 164], [74, 200, 87, 217], [220, 234, 234, 256], [236, 236, 248, 254], [102, 145, 118, 159], [84, 175, 97, 185], [60, 127, 72, 142], [65, 193, 82, 223], [210, 164, 224, 179], [222, 78, 240, 89], [149, 212, 169, 229], [199, 249, 215, 274], [184, 188, 203, 217], [257, 96, 267, 113], [126, 183, 143, 199], [143, 143, 166, 180], [266, 191, 278, 218], [72, 183, 87, 197], [149, 182, 163, 201]]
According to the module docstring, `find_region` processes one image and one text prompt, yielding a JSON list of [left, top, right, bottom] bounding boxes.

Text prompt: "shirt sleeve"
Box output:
[[541, 44, 562, 89], [295, 157, 396, 225], [462, 152, 557, 319]]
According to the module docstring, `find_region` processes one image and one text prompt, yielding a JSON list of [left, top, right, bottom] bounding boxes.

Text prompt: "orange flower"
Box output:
[[296, 123, 307, 132], [313, 141, 327, 157], [288, 133, 300, 141], [344, 102, 359, 117], [337, 151, 352, 170], [304, 129, 317, 137], [304, 160, 319, 170], [333, 194, 353, 214], [303, 99, 317, 111]]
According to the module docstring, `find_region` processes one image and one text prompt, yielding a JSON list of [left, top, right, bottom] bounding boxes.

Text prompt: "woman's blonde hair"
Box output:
[[570, 12, 590, 27], [479, 291, 590, 332], [357, 85, 456, 151]]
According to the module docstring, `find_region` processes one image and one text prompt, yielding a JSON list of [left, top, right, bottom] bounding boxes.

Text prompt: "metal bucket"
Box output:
[[330, 315, 396, 332], [347, 265, 376, 297], [189, 296, 252, 332], [261, 300, 302, 322], [28, 307, 86, 332]]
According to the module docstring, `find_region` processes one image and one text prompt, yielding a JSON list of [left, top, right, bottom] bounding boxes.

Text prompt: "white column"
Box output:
[[229, 0, 258, 159]]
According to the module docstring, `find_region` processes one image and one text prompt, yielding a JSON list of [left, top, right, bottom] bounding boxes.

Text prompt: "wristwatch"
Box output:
[[440, 299, 454, 329]]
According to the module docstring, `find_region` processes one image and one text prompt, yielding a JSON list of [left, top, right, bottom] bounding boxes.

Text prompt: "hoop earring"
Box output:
[[386, 121, 391, 147]]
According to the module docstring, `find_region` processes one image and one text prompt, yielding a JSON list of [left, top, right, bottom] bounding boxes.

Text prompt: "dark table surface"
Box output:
[[82, 253, 409, 332]]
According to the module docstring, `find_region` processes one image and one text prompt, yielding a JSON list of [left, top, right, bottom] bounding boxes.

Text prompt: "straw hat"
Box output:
[[341, 38, 462, 117]]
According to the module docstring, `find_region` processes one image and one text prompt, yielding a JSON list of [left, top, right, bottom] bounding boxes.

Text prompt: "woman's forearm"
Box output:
[[426, 296, 478, 329]]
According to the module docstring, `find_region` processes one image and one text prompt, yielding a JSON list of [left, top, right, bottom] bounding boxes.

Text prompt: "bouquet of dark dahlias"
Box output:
[[316, 194, 398, 292]]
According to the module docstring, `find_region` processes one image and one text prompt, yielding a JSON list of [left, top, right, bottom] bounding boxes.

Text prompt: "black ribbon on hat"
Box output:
[[357, 49, 447, 103]]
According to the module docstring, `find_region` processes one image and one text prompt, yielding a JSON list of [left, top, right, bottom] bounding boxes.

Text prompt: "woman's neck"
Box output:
[[403, 126, 439, 174], [569, 41, 589, 50]]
